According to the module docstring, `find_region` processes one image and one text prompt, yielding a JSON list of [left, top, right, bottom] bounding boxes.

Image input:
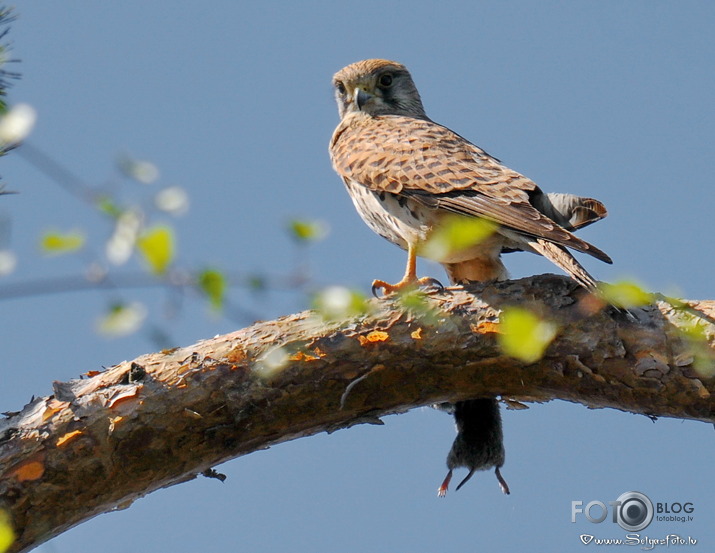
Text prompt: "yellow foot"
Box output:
[[371, 276, 444, 298]]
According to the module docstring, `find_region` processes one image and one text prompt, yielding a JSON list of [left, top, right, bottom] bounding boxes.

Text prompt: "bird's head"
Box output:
[[332, 59, 427, 119]]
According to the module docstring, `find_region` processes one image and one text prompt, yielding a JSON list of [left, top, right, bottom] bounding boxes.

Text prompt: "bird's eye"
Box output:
[[378, 74, 393, 88], [335, 81, 346, 95]]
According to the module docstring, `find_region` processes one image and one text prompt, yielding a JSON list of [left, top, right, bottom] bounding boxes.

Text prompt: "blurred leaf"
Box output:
[[598, 280, 652, 308], [96, 196, 123, 218], [247, 274, 267, 291], [312, 286, 368, 320], [155, 186, 189, 216], [0, 509, 13, 553], [421, 215, 497, 260], [0, 102, 35, 144], [256, 346, 290, 378], [0, 249, 15, 276], [137, 225, 174, 275], [97, 302, 147, 337], [106, 209, 142, 266], [117, 155, 159, 184], [396, 288, 441, 325], [288, 219, 328, 243], [40, 229, 85, 255], [498, 307, 558, 363], [397, 288, 428, 310], [198, 268, 226, 311], [679, 318, 715, 378]]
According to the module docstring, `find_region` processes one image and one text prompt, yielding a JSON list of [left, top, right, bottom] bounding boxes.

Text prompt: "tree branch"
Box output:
[[1, 274, 714, 552]]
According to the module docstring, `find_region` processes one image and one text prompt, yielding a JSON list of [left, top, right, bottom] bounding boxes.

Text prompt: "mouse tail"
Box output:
[[455, 468, 476, 491]]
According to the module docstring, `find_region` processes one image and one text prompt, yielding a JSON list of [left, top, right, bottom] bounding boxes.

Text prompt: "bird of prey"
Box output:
[[329, 58, 611, 295]]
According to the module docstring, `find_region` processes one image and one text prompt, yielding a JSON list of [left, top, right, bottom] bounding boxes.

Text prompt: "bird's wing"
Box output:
[[330, 114, 611, 263]]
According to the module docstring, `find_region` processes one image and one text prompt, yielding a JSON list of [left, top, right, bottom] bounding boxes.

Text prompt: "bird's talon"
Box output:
[[418, 277, 444, 293], [371, 277, 444, 298], [371, 280, 392, 298]]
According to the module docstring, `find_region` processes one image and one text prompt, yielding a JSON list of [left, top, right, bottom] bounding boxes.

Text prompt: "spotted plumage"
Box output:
[[329, 59, 610, 292]]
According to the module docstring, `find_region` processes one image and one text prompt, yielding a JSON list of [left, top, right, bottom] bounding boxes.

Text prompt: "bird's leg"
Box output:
[[371, 242, 418, 295], [437, 469, 453, 497], [372, 243, 443, 296]]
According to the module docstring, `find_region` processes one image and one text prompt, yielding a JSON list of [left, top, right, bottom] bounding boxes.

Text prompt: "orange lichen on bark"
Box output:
[[108, 416, 124, 433], [56, 430, 83, 447], [358, 331, 390, 345], [8, 454, 45, 482], [289, 349, 325, 362], [82, 370, 102, 378], [470, 321, 500, 335]]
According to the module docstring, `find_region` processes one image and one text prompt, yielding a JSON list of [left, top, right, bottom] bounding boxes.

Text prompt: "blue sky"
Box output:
[[1, 2, 714, 551]]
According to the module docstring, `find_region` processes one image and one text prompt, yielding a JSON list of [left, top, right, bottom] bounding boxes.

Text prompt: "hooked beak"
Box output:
[[355, 88, 373, 110]]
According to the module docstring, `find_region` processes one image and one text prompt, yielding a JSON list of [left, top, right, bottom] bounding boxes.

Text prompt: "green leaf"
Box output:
[[421, 215, 497, 260], [288, 219, 328, 243], [137, 225, 174, 275], [598, 280, 652, 308], [678, 318, 715, 378], [498, 307, 558, 363], [0, 509, 14, 553], [197, 269, 226, 311], [312, 286, 368, 320], [396, 288, 441, 325], [40, 230, 85, 255]]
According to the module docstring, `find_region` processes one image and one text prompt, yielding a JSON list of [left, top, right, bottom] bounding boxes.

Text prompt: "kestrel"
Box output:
[[329, 59, 611, 295]]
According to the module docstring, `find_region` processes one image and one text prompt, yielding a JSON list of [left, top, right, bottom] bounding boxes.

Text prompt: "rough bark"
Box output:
[[1, 275, 714, 553]]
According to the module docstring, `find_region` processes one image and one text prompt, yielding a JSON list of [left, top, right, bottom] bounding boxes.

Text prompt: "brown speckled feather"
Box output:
[[331, 114, 611, 263]]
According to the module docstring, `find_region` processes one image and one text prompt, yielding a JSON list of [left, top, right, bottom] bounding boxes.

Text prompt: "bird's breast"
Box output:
[[343, 179, 508, 266], [344, 179, 433, 250]]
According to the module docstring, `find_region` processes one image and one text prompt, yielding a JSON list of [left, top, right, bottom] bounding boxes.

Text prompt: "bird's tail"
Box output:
[[533, 192, 608, 232], [526, 238, 599, 292]]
